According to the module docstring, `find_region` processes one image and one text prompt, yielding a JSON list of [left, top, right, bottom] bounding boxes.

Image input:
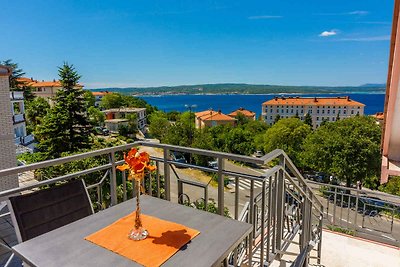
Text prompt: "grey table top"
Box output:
[[12, 195, 252, 267]]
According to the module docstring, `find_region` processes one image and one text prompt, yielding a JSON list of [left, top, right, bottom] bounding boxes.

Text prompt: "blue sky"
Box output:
[[0, 0, 394, 88]]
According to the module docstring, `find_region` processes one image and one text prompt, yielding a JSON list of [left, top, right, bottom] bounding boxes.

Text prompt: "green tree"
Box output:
[[88, 106, 105, 126], [100, 93, 124, 109], [320, 118, 329, 127], [379, 176, 400, 196], [235, 113, 249, 125], [148, 111, 170, 140], [0, 59, 25, 89], [301, 116, 381, 187], [304, 113, 313, 127], [273, 114, 281, 124], [25, 97, 50, 132], [224, 128, 255, 155], [263, 118, 312, 166], [83, 90, 96, 108], [35, 63, 91, 157]]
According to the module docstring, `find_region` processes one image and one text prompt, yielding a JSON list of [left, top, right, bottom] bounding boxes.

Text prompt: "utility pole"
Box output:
[[184, 104, 197, 163]]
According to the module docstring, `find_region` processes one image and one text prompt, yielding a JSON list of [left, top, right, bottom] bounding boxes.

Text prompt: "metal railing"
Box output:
[[306, 180, 400, 246], [0, 142, 324, 266]]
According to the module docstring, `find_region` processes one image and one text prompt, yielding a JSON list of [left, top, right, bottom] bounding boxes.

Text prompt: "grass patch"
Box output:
[[327, 225, 355, 236]]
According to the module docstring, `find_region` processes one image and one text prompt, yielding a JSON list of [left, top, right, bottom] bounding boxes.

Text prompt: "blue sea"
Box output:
[[138, 93, 385, 117]]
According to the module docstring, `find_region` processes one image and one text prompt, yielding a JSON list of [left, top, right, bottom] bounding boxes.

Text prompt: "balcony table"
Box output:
[[12, 195, 252, 267]]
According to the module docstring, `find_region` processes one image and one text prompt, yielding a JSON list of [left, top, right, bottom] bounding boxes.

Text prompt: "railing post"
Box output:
[[276, 156, 285, 259], [333, 187, 337, 225], [260, 180, 266, 266], [318, 205, 323, 265], [267, 175, 272, 263], [163, 148, 171, 201], [354, 190, 359, 230], [217, 157, 225, 215], [177, 180, 183, 204], [109, 151, 118, 206]]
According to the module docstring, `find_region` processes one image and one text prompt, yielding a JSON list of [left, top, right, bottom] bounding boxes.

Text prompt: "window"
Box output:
[[301, 110, 303, 113], [351, 110, 354, 114], [270, 116, 273, 120], [333, 110, 335, 114], [282, 109, 284, 113], [317, 110, 320, 114], [317, 117, 319, 121], [270, 109, 273, 113], [291, 109, 293, 113], [344, 110, 347, 114], [286, 109, 289, 113], [322, 110, 325, 114], [327, 110, 330, 114]]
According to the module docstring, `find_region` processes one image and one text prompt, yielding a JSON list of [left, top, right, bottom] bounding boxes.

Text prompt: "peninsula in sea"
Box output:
[[88, 83, 386, 95]]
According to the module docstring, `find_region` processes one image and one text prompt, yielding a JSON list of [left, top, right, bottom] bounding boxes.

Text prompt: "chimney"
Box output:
[[31, 77, 33, 81], [314, 97, 318, 102], [53, 79, 56, 82], [274, 96, 278, 101], [0, 65, 19, 192], [218, 109, 221, 114], [346, 96, 350, 101]]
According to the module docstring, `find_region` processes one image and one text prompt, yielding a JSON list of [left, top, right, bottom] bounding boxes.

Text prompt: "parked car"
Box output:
[[208, 161, 218, 169], [254, 151, 263, 158], [170, 151, 188, 168], [94, 127, 109, 136]]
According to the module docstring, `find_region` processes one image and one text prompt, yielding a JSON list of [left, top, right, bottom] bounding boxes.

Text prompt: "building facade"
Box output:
[[10, 91, 35, 151], [0, 66, 19, 191], [103, 108, 147, 133], [262, 96, 365, 128], [17, 77, 83, 104], [195, 110, 236, 129]]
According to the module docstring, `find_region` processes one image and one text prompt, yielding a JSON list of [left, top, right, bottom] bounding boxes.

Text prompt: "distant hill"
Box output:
[[359, 83, 386, 88], [88, 83, 386, 95]]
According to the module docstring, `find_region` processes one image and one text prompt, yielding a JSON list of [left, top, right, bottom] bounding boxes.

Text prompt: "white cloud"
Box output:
[[347, 10, 369, 15], [248, 15, 282, 20], [319, 30, 338, 37], [339, 35, 391, 42], [315, 10, 369, 16]]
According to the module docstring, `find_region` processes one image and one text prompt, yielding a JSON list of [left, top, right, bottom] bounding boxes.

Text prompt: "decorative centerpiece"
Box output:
[[117, 148, 156, 241]]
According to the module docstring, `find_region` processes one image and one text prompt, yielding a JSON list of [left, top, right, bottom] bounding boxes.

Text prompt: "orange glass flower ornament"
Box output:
[[116, 148, 156, 181]]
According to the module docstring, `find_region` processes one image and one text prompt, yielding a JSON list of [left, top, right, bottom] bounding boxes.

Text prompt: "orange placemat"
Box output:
[[85, 213, 200, 267]]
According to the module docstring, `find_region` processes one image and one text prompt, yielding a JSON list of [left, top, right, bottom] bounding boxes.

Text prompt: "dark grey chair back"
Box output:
[[8, 179, 93, 242]]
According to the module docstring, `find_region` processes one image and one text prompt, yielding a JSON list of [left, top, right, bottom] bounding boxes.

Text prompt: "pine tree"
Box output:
[[273, 114, 281, 124], [304, 113, 313, 127], [36, 63, 91, 157]]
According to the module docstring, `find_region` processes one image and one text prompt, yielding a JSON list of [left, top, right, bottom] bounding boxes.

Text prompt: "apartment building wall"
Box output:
[[0, 66, 19, 191]]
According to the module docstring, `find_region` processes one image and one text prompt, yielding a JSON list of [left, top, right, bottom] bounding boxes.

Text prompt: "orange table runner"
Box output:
[[85, 213, 200, 267]]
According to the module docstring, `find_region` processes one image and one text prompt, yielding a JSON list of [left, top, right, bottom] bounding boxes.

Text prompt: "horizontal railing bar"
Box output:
[[177, 178, 208, 188], [0, 164, 111, 198]]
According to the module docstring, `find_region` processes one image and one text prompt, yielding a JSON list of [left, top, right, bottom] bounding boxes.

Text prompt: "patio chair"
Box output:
[[8, 179, 94, 243]]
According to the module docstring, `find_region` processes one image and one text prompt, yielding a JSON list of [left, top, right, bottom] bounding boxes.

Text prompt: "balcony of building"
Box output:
[[9, 92, 23, 101], [12, 114, 25, 125], [0, 142, 398, 267], [0, 142, 326, 267]]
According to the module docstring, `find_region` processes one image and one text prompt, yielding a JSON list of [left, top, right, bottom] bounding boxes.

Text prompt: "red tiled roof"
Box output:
[[195, 109, 236, 121], [262, 97, 365, 107], [16, 77, 83, 88], [92, 91, 111, 96], [228, 108, 255, 117]]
